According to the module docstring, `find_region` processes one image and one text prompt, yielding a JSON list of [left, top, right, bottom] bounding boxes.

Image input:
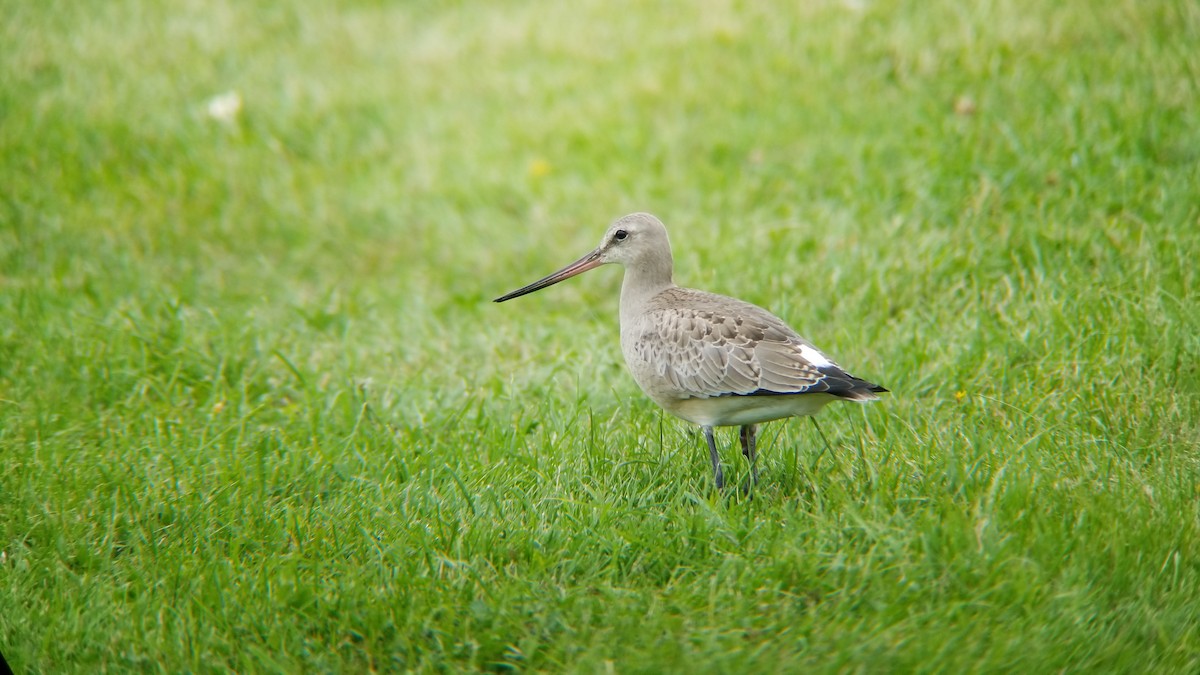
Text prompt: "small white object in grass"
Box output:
[[954, 95, 978, 116], [206, 90, 242, 123]]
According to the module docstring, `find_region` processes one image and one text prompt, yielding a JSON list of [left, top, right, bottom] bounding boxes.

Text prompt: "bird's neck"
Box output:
[[619, 256, 675, 321]]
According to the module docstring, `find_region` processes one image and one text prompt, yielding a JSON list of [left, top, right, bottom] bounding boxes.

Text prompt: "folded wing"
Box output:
[[628, 288, 884, 401]]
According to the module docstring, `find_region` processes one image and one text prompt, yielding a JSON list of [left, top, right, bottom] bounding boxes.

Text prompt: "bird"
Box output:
[[494, 212, 887, 490]]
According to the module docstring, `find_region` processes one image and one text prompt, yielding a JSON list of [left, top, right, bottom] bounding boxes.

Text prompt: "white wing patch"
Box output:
[[798, 344, 834, 368]]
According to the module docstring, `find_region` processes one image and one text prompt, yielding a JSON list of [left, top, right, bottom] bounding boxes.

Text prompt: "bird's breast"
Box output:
[[619, 321, 675, 397]]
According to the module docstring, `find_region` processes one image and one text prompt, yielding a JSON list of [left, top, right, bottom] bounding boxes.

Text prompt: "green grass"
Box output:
[[3, 0, 1199, 671]]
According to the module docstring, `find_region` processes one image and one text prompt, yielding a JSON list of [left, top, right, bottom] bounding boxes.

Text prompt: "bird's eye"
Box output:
[[614, 229, 629, 241]]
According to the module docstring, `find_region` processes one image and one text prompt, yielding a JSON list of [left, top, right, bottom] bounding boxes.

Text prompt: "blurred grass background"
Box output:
[[2, 0, 1199, 671]]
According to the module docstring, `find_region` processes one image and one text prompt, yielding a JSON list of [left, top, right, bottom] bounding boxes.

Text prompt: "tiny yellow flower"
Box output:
[[954, 390, 966, 403], [528, 158, 552, 178]]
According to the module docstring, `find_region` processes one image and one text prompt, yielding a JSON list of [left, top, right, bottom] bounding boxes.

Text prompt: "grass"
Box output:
[[2, 0, 1199, 671]]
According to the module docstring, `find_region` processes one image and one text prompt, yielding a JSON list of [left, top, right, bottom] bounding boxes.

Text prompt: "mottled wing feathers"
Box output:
[[628, 287, 883, 400]]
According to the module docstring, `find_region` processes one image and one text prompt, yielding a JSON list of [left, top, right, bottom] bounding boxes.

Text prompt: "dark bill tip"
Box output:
[[494, 249, 603, 303]]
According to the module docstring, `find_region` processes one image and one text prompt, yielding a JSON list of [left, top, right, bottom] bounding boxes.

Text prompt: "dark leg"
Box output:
[[703, 425, 724, 489], [739, 424, 759, 486], [809, 417, 833, 470]]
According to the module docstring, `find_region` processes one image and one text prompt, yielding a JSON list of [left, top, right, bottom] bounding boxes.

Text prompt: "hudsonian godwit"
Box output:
[[495, 212, 887, 489]]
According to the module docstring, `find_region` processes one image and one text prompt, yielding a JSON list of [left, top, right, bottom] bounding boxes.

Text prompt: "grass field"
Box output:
[[3, 0, 1199, 671]]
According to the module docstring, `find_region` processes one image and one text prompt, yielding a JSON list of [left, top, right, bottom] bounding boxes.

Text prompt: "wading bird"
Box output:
[[495, 213, 886, 489]]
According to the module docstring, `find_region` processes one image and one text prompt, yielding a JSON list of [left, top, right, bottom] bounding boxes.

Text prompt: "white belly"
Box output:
[[660, 393, 840, 427]]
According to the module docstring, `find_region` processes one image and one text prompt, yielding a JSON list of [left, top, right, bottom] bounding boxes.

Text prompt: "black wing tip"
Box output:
[[742, 368, 887, 399], [843, 377, 888, 399], [829, 377, 887, 402], [817, 366, 887, 393]]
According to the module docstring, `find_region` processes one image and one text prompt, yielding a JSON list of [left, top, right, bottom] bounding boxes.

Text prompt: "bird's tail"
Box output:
[[837, 378, 888, 402]]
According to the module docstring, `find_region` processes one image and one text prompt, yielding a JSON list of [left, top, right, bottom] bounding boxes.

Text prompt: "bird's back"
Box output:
[[620, 286, 886, 415]]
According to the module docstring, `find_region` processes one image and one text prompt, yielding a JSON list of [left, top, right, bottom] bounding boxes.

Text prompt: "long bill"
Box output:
[[494, 248, 603, 302]]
